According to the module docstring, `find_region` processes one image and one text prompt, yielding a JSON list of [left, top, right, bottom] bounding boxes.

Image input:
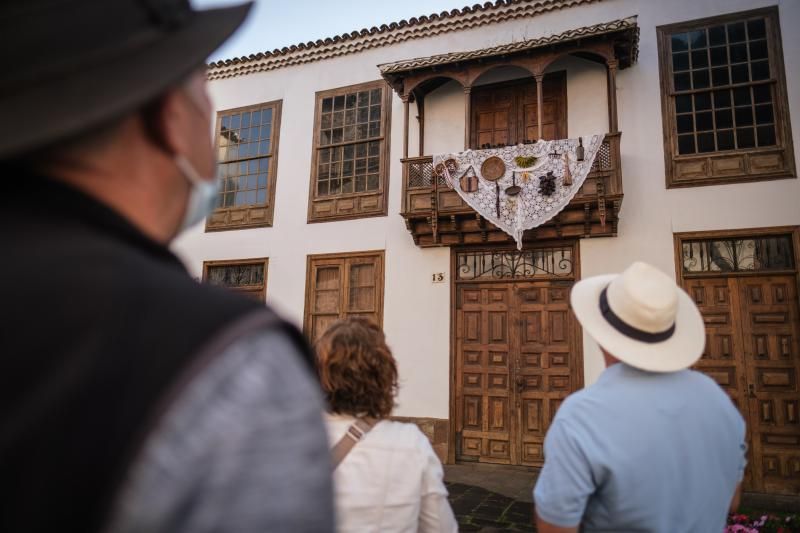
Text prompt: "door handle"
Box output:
[[516, 376, 525, 393], [748, 384, 756, 398]]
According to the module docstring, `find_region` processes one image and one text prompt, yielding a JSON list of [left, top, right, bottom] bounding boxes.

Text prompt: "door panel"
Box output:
[[685, 274, 800, 495]]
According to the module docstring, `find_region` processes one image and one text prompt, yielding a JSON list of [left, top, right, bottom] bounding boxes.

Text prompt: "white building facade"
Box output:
[[175, 0, 800, 496]]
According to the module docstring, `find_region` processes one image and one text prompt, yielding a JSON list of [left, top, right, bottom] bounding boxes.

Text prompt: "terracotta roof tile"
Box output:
[[207, 0, 604, 80], [378, 16, 639, 75]]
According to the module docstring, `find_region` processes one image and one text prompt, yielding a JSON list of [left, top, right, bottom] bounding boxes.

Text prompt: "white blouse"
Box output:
[[325, 414, 458, 533]]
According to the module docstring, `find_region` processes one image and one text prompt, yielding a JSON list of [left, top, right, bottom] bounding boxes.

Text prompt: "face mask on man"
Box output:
[[175, 154, 219, 231], [175, 78, 218, 233]]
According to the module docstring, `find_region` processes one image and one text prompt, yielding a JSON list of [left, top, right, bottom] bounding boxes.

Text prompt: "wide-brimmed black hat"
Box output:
[[0, 0, 252, 158]]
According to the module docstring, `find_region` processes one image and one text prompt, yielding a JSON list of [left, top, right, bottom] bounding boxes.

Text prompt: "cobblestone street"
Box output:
[[445, 464, 538, 532]]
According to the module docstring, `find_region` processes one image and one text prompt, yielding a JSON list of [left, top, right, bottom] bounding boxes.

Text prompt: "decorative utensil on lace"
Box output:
[[562, 153, 572, 186], [505, 171, 521, 196], [481, 156, 506, 182], [495, 182, 500, 217], [576, 137, 585, 161], [459, 166, 479, 193]]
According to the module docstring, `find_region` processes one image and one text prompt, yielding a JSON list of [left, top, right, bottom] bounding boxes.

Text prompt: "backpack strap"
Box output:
[[330, 418, 376, 470]]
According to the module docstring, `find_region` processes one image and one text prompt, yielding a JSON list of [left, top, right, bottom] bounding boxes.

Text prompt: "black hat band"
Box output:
[[599, 287, 676, 344]]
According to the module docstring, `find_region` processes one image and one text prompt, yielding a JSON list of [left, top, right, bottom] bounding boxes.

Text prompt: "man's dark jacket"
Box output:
[[0, 169, 314, 533]]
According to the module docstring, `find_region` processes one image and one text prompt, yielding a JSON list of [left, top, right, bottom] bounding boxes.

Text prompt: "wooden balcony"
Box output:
[[401, 133, 623, 247]]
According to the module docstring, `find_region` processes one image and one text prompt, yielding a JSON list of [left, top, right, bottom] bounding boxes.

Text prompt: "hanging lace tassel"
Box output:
[[562, 153, 572, 186]]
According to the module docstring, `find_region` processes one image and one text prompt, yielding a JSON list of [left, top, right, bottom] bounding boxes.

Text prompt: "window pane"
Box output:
[[711, 67, 729, 87], [736, 127, 755, 148], [727, 22, 746, 43], [673, 52, 689, 71], [717, 130, 734, 150], [749, 40, 768, 61], [334, 95, 345, 110], [756, 125, 775, 146], [710, 46, 728, 66], [735, 107, 753, 127], [733, 86, 751, 106], [747, 19, 766, 40], [677, 114, 694, 134], [689, 29, 707, 48], [715, 109, 733, 129], [676, 94, 693, 113], [674, 73, 691, 91], [692, 70, 709, 89], [697, 132, 715, 152], [713, 89, 731, 108], [671, 33, 689, 52], [695, 111, 713, 131], [694, 92, 711, 111], [321, 98, 333, 113], [751, 60, 770, 81], [729, 43, 747, 63], [678, 134, 696, 154], [752, 84, 771, 104], [753, 104, 773, 125], [731, 63, 749, 83], [708, 25, 726, 46], [691, 50, 708, 69]]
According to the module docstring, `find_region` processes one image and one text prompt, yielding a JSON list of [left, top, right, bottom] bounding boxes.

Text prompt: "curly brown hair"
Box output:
[[314, 317, 398, 419]]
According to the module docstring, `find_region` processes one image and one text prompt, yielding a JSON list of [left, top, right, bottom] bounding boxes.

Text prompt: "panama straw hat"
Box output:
[[570, 261, 706, 372], [0, 0, 252, 158]]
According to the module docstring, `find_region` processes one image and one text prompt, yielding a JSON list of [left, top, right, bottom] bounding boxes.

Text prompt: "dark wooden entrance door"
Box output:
[[685, 275, 800, 495], [454, 279, 580, 466], [470, 72, 567, 149]]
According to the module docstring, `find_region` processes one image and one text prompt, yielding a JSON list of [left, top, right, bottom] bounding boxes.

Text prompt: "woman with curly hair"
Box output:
[[315, 317, 457, 533]]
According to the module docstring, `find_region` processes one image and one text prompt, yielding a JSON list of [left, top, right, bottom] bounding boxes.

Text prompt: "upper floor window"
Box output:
[[203, 259, 268, 301], [657, 7, 795, 187], [207, 101, 282, 231], [308, 81, 391, 222]]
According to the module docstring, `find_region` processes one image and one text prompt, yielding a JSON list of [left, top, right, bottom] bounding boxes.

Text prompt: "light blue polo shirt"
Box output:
[[534, 363, 746, 533]]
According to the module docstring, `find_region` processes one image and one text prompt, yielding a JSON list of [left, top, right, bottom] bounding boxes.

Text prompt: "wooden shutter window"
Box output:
[[304, 251, 384, 341], [207, 100, 282, 230], [657, 7, 796, 188], [308, 81, 392, 222]]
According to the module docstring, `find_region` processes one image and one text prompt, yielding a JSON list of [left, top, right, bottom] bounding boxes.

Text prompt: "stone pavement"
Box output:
[[444, 463, 539, 532]]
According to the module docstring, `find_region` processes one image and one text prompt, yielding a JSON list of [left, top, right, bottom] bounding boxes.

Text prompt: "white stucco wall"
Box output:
[[175, 0, 800, 418]]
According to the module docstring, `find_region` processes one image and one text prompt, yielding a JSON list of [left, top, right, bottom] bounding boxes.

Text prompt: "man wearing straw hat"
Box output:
[[0, 1, 332, 532], [534, 262, 746, 533]]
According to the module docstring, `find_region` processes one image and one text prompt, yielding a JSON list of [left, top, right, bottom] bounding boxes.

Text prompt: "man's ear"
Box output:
[[141, 88, 191, 157]]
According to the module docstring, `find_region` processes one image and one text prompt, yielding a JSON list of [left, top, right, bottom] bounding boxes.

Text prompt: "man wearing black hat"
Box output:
[[0, 2, 333, 532]]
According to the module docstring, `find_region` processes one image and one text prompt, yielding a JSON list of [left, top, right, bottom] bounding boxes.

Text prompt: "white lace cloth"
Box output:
[[434, 135, 604, 249]]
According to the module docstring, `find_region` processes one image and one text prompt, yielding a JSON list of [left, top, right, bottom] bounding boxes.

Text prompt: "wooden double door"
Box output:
[[454, 280, 581, 466], [685, 275, 800, 495]]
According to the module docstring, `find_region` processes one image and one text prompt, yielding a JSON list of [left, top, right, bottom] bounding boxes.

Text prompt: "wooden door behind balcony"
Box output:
[[471, 72, 566, 149], [454, 279, 580, 466]]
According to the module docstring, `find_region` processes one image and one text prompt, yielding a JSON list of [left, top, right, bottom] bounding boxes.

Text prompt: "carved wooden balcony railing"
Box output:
[[401, 132, 622, 247]]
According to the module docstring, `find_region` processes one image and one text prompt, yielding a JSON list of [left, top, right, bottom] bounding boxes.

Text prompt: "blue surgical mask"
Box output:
[[175, 154, 218, 232]]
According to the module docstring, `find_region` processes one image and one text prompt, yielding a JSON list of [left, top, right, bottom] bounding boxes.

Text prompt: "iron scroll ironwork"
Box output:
[[457, 248, 573, 281]]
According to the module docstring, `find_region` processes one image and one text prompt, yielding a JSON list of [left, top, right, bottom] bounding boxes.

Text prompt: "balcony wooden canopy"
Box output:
[[378, 17, 639, 247], [380, 16, 638, 155]]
